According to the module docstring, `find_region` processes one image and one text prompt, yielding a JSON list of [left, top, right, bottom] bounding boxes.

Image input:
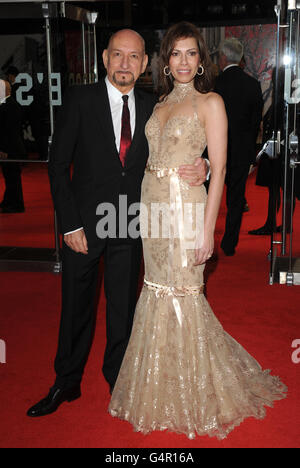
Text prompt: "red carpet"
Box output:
[[0, 164, 300, 448]]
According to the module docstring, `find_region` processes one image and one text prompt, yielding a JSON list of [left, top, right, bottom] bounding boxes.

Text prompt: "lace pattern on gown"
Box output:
[[108, 81, 287, 440]]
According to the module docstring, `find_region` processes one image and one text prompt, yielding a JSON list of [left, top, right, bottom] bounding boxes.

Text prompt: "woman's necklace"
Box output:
[[166, 81, 195, 104]]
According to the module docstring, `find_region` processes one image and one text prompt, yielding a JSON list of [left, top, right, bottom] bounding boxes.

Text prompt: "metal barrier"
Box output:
[[266, 0, 300, 285], [0, 1, 99, 273]]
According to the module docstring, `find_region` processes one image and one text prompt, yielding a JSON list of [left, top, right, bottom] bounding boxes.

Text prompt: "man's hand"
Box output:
[[64, 229, 88, 255], [178, 157, 208, 186], [0, 151, 8, 160]]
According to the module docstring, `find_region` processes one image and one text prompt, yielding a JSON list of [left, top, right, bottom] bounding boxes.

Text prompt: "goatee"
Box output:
[[113, 71, 135, 87]]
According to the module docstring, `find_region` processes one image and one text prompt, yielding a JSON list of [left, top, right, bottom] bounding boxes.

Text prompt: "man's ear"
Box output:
[[102, 49, 108, 69], [142, 54, 149, 74]]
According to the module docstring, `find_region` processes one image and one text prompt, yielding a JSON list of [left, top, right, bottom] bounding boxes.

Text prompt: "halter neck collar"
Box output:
[[167, 80, 195, 103]]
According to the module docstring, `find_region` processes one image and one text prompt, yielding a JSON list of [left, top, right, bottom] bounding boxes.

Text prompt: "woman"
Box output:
[[109, 22, 287, 440]]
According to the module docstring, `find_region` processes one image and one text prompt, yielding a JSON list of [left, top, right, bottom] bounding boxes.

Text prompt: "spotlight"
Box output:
[[283, 54, 292, 65], [231, 3, 247, 15], [207, 4, 224, 15]]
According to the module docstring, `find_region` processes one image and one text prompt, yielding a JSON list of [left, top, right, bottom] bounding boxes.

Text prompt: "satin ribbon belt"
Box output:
[[145, 165, 179, 178], [144, 279, 204, 297], [145, 165, 188, 268], [144, 279, 204, 327]]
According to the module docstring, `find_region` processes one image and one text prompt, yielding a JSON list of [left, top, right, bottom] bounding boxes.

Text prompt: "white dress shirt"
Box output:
[[105, 76, 136, 152], [64, 77, 136, 235]]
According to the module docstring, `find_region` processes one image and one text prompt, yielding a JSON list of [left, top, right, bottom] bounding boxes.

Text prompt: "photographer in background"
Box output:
[[0, 79, 26, 213], [5, 65, 20, 101]]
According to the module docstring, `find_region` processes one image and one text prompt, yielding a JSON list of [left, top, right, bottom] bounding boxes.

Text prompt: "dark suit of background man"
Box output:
[[0, 79, 25, 213], [215, 38, 263, 256], [27, 29, 208, 418]]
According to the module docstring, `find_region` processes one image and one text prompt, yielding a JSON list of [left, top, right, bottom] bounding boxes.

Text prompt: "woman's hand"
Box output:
[[194, 233, 214, 266]]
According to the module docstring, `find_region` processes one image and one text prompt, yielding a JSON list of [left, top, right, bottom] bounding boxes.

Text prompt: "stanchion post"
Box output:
[[43, 2, 62, 273]]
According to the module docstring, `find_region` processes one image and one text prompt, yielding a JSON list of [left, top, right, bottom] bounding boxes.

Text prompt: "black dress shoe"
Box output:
[[248, 226, 271, 235], [27, 385, 81, 418], [0, 205, 25, 213], [248, 225, 281, 236]]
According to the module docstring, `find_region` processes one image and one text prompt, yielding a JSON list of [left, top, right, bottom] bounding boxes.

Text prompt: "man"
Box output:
[[0, 79, 26, 213], [5, 66, 20, 101], [27, 29, 208, 418], [215, 38, 263, 256], [239, 55, 250, 214]]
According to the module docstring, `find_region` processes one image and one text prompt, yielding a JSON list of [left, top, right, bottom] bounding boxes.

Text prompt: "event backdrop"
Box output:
[[0, 23, 277, 154]]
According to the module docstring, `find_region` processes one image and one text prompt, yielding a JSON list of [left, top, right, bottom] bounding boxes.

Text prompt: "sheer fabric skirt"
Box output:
[[108, 175, 287, 440]]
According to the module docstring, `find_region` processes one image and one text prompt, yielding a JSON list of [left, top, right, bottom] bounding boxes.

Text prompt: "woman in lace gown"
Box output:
[[109, 22, 287, 440]]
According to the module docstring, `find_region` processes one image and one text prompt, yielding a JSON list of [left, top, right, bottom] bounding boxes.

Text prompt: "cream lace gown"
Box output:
[[108, 81, 287, 440]]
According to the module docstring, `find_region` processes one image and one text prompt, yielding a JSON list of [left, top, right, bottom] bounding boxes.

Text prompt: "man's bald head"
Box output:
[[107, 29, 145, 55]]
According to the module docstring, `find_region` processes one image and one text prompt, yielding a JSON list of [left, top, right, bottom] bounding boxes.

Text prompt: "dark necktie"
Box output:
[[119, 95, 132, 167]]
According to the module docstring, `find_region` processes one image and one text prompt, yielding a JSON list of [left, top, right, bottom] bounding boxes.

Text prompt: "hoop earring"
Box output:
[[197, 65, 205, 76], [164, 66, 171, 77]]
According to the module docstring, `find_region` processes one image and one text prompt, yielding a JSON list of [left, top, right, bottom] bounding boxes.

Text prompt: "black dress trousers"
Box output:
[[221, 164, 250, 252], [54, 237, 142, 390]]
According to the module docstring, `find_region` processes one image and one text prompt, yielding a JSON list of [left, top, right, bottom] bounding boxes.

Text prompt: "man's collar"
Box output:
[[223, 64, 240, 72], [105, 76, 134, 102]]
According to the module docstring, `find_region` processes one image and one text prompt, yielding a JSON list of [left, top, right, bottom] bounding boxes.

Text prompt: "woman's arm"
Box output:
[[195, 92, 228, 265]]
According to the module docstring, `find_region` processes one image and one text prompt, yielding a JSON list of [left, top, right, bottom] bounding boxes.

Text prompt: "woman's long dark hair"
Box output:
[[158, 22, 215, 99]]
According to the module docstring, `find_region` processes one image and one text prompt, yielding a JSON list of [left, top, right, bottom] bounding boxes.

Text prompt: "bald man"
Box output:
[[28, 30, 208, 417], [0, 79, 25, 213]]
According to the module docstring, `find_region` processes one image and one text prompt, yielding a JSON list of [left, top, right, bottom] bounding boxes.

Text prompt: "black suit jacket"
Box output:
[[215, 66, 263, 167], [0, 96, 26, 158], [48, 79, 157, 241]]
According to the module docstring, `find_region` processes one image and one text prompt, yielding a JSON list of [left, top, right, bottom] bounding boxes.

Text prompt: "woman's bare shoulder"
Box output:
[[197, 91, 224, 106], [195, 92, 225, 124]]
